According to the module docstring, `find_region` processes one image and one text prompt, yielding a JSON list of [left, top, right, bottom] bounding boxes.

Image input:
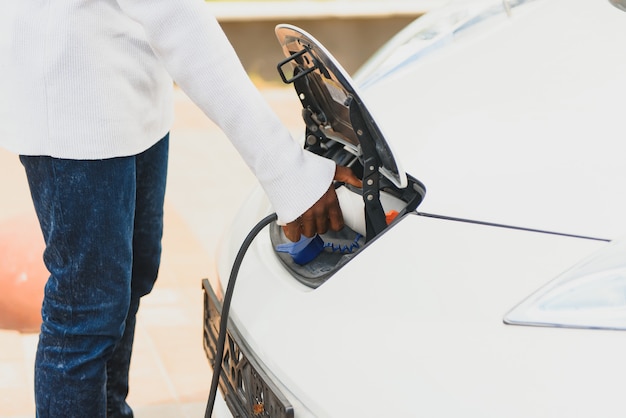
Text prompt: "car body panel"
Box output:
[[360, 0, 626, 240], [205, 0, 626, 416], [220, 207, 619, 416]]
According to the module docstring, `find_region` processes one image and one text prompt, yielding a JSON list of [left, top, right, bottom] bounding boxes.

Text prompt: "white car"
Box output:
[[202, 0, 626, 416]]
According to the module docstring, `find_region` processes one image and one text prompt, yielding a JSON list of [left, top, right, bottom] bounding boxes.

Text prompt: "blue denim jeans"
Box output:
[[20, 135, 169, 418]]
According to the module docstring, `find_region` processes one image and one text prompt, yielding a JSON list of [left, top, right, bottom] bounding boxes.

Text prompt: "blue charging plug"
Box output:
[[275, 234, 325, 265]]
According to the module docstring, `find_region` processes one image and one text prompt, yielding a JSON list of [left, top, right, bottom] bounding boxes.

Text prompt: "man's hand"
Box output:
[[282, 166, 363, 242]]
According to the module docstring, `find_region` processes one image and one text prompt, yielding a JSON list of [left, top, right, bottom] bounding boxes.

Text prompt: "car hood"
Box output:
[[225, 212, 619, 417], [358, 0, 626, 240]]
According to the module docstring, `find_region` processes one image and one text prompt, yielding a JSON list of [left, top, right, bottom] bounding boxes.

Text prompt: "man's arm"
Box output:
[[116, 0, 339, 227], [283, 166, 362, 242]]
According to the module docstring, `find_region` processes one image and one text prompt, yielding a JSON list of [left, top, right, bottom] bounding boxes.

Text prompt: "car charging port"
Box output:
[[270, 178, 425, 289], [272, 26, 426, 287]]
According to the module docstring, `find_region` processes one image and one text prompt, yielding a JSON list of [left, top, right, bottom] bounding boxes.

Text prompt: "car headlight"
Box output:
[[504, 238, 626, 330]]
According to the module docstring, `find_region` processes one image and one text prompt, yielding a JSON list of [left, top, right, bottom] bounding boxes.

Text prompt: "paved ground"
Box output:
[[0, 85, 303, 418]]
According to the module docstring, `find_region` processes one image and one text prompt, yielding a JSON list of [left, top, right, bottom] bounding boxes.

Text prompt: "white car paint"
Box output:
[[222, 197, 616, 416], [208, 0, 626, 416], [361, 0, 626, 239]]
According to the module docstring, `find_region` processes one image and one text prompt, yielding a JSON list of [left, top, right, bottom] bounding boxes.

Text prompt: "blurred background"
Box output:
[[208, 0, 431, 83]]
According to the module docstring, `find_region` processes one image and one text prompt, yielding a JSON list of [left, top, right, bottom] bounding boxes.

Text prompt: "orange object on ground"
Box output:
[[0, 215, 46, 333]]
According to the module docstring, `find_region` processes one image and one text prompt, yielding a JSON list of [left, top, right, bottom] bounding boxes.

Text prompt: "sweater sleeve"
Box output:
[[115, 0, 335, 224]]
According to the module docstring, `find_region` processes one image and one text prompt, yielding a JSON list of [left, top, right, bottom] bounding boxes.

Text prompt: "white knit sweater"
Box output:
[[0, 0, 335, 223]]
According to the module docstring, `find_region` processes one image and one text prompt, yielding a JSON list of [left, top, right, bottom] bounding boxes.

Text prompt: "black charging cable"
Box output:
[[204, 212, 278, 418]]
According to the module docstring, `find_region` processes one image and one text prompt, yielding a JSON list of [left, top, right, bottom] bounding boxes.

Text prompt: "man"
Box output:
[[0, 0, 361, 416]]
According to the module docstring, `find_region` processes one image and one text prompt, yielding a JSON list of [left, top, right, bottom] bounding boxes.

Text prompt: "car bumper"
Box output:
[[203, 279, 294, 418]]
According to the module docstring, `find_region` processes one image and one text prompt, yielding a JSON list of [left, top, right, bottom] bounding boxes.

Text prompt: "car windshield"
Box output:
[[354, 0, 537, 88]]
